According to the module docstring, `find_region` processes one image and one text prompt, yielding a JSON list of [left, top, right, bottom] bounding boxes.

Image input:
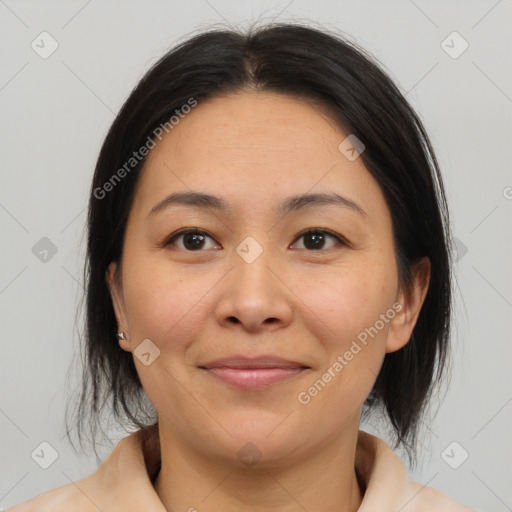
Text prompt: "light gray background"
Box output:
[[1, 1, 511, 510]]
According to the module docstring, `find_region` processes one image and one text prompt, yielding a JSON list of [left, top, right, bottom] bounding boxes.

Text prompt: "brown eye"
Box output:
[[163, 227, 347, 252], [291, 229, 346, 251], [164, 229, 220, 251]]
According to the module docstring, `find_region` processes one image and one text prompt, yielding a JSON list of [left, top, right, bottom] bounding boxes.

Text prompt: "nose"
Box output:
[[214, 247, 294, 333]]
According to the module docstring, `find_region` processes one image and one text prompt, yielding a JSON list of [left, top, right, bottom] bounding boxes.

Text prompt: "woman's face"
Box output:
[[108, 91, 429, 465]]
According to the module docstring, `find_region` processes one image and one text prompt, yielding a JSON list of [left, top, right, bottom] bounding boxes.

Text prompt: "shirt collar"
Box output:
[[87, 423, 411, 511]]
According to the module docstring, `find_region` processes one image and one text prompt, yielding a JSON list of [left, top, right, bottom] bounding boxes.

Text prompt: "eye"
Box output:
[[164, 228, 220, 251], [291, 228, 346, 251], [163, 227, 347, 252]]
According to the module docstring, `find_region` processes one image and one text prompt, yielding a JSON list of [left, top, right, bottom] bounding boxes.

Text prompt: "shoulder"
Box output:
[[400, 462, 478, 510], [6, 427, 161, 512], [6, 477, 98, 512], [401, 479, 477, 512], [356, 430, 476, 511]]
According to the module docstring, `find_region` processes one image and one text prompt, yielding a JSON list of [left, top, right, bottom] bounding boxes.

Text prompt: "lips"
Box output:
[[199, 356, 310, 370], [198, 356, 310, 390]]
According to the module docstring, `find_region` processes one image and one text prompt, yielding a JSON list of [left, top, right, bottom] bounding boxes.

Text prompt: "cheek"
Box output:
[[301, 257, 397, 347], [296, 256, 396, 404], [120, 259, 211, 416], [121, 255, 212, 348]]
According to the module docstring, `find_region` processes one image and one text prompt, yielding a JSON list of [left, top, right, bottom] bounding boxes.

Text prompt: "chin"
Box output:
[[206, 415, 317, 467]]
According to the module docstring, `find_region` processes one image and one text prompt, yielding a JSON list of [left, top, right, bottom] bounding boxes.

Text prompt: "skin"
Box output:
[[107, 91, 430, 512]]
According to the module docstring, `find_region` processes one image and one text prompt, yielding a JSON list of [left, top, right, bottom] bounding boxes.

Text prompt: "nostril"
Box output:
[[229, 317, 240, 323]]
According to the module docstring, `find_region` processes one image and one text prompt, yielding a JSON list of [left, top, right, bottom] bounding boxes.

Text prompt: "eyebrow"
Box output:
[[148, 191, 368, 219]]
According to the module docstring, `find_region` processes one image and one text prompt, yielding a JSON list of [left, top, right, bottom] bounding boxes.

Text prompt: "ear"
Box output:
[[385, 256, 431, 354], [106, 262, 132, 352]]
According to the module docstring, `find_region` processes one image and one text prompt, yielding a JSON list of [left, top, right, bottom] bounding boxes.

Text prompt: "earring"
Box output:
[[117, 332, 126, 341]]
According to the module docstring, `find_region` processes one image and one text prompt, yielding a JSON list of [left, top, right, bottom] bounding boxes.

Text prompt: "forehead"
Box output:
[[132, 91, 389, 225], [167, 91, 346, 163]]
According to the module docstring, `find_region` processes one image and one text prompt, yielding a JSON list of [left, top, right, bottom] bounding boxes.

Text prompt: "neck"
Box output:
[[153, 419, 364, 512]]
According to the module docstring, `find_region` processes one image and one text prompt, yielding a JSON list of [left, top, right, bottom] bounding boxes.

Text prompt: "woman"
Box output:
[[9, 22, 475, 511]]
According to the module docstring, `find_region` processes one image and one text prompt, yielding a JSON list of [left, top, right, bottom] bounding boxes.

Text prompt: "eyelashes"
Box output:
[[162, 227, 350, 252], [163, 228, 220, 251]]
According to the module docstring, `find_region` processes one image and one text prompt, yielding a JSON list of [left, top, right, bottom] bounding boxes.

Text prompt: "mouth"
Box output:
[[198, 356, 311, 390]]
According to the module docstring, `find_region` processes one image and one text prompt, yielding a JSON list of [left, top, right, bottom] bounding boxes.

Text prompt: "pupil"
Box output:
[[184, 233, 204, 250], [305, 232, 324, 250]]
